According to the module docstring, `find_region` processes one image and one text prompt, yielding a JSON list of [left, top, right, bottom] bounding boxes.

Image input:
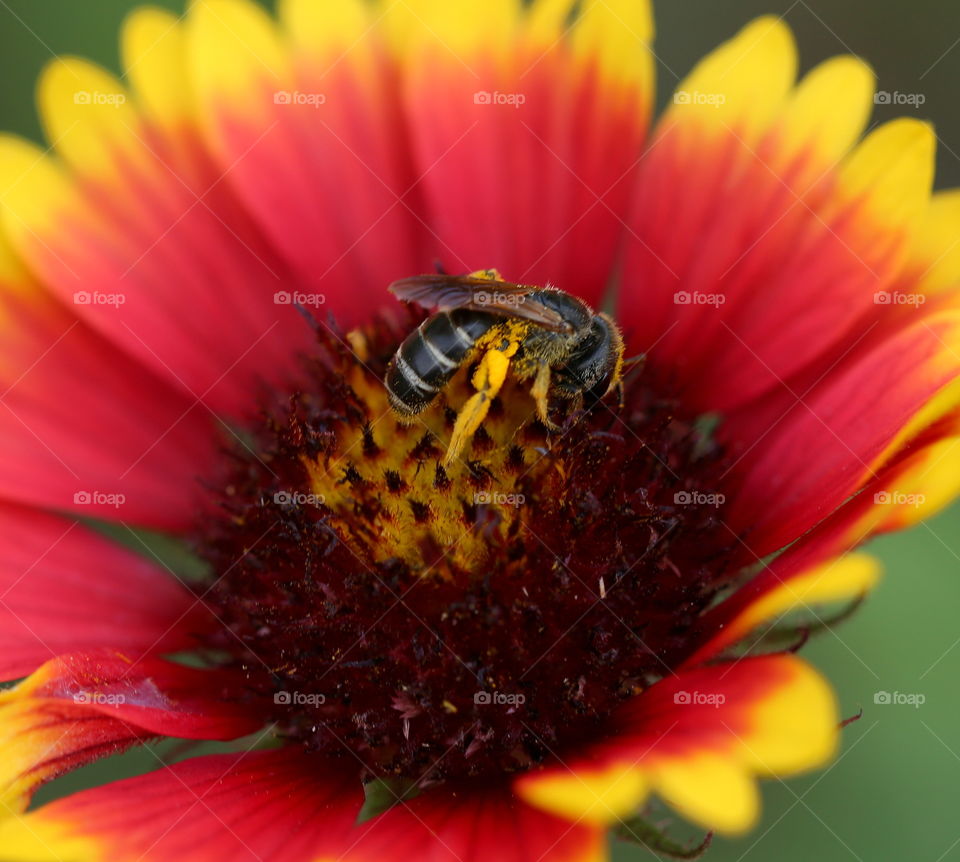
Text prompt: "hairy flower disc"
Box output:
[[199, 311, 736, 781]]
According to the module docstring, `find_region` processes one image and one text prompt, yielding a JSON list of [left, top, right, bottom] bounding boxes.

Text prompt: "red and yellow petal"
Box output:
[[121, 7, 193, 127], [347, 782, 605, 862], [0, 744, 603, 862], [0, 233, 218, 527], [669, 16, 798, 144], [0, 505, 208, 681], [685, 553, 880, 667], [0, 748, 362, 862], [383, 0, 653, 306], [689, 421, 960, 660], [186, 0, 426, 330], [620, 17, 800, 368], [0, 40, 312, 419], [900, 189, 960, 296], [795, 413, 960, 544], [0, 651, 263, 815], [516, 655, 837, 835], [722, 309, 960, 557], [860, 435, 960, 533], [622, 19, 960, 557], [770, 55, 874, 177], [619, 17, 937, 421]]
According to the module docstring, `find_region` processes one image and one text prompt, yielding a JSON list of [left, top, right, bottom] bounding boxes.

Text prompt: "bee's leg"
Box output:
[[530, 363, 561, 431], [445, 346, 514, 465], [614, 379, 625, 411]]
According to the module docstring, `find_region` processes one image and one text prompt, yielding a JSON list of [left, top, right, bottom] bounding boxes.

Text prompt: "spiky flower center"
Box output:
[[198, 310, 733, 782]]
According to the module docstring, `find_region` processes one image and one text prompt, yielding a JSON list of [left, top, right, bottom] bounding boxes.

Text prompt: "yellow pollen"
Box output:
[[303, 332, 552, 573]]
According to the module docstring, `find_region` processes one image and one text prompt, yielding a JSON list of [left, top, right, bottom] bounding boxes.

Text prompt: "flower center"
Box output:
[[197, 308, 734, 782]]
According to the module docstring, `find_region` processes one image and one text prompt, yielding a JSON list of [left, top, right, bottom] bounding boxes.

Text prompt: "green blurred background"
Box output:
[[2, 1, 960, 860]]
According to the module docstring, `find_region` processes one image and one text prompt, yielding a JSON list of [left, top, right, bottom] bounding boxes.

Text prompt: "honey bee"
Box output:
[[384, 269, 624, 464]]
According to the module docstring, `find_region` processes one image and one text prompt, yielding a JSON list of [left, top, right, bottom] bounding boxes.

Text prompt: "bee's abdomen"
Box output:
[[385, 310, 496, 415]]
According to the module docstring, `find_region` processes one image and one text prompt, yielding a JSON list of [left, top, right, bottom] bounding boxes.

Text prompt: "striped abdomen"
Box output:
[[385, 310, 498, 415]]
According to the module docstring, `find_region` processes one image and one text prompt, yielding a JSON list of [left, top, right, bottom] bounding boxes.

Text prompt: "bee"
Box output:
[[384, 269, 624, 464]]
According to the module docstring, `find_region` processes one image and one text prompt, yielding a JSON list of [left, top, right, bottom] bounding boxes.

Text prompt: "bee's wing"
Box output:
[[389, 275, 571, 333]]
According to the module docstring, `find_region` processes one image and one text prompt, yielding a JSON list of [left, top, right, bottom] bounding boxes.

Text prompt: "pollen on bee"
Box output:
[[299, 326, 547, 574]]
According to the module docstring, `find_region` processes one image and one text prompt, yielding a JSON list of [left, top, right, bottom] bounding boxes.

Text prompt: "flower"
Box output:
[[0, 1, 957, 860]]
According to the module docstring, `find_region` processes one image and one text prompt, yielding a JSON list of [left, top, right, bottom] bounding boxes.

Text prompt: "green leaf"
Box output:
[[357, 777, 421, 823], [614, 814, 713, 860]]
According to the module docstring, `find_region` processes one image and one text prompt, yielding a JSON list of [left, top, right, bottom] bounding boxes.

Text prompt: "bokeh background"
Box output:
[[2, 2, 960, 860]]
